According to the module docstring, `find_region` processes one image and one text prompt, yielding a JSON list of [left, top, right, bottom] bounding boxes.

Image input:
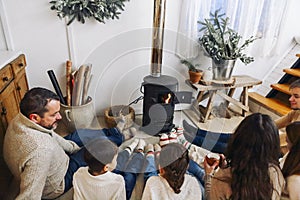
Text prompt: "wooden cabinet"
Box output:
[[0, 54, 27, 126], [0, 53, 28, 198]]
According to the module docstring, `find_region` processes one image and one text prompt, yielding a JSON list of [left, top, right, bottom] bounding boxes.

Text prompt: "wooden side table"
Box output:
[[186, 75, 262, 122]]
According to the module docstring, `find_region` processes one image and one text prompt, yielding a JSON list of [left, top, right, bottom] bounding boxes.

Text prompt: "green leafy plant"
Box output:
[[180, 59, 201, 72], [50, 0, 129, 25], [198, 10, 258, 65]]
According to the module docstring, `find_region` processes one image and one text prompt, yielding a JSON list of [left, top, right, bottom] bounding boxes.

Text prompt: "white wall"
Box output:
[[1, 0, 300, 115]]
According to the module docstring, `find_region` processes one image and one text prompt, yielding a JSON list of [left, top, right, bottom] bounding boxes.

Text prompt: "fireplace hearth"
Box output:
[[140, 75, 178, 136]]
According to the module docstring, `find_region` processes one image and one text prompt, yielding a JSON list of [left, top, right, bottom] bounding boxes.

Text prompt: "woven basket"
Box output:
[[104, 105, 135, 129]]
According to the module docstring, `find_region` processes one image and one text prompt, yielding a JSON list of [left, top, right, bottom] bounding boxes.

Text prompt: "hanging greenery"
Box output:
[[50, 0, 129, 25]]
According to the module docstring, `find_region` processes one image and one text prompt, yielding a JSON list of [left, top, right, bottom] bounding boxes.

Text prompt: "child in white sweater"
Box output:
[[142, 143, 202, 199], [73, 138, 145, 200], [73, 139, 124, 200]]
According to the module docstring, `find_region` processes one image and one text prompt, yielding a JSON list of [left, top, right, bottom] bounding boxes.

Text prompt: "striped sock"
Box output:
[[178, 136, 192, 150], [160, 133, 169, 146], [176, 127, 185, 142], [182, 140, 192, 150], [169, 131, 178, 143]]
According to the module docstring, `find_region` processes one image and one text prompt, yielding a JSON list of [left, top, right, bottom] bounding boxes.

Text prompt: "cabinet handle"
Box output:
[[16, 86, 21, 91], [18, 63, 24, 67], [2, 77, 8, 82], [1, 107, 7, 115]]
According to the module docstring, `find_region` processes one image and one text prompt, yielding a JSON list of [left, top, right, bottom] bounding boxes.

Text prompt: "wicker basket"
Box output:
[[104, 105, 135, 129]]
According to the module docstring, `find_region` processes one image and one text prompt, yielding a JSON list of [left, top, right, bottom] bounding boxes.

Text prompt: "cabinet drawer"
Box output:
[[0, 65, 13, 92], [11, 54, 26, 76]]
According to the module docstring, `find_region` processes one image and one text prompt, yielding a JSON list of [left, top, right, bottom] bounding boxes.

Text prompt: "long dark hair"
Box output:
[[225, 113, 281, 200], [282, 121, 300, 177], [159, 143, 189, 194]]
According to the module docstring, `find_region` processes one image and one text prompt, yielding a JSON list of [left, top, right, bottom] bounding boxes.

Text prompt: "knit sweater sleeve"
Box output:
[[204, 174, 213, 200], [52, 131, 80, 154], [17, 148, 53, 200], [275, 111, 294, 129]]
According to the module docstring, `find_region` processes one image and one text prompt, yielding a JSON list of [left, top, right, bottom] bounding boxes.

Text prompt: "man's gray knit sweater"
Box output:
[[3, 113, 80, 199]]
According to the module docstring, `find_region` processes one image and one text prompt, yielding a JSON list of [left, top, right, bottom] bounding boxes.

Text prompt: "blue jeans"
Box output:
[[186, 128, 232, 153], [113, 151, 144, 200], [144, 156, 159, 182], [186, 160, 206, 200], [64, 128, 124, 147], [63, 128, 124, 192]]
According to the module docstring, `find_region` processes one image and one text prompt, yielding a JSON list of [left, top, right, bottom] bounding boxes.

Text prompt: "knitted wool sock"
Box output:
[[154, 143, 161, 157], [145, 144, 154, 157], [176, 127, 184, 141], [136, 139, 146, 152], [170, 128, 177, 134], [125, 138, 139, 154], [122, 129, 133, 140], [160, 133, 169, 146], [178, 135, 192, 150], [116, 115, 126, 133], [168, 131, 178, 143], [129, 127, 138, 137]]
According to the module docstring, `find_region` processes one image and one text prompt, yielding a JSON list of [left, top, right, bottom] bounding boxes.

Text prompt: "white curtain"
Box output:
[[176, 0, 288, 59], [175, 0, 201, 59]]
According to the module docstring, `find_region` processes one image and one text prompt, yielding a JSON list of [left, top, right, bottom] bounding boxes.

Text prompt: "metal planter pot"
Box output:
[[212, 59, 236, 81]]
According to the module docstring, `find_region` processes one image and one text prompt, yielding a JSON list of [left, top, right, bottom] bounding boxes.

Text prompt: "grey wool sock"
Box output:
[[145, 144, 154, 157], [116, 115, 126, 133], [125, 138, 139, 154], [136, 139, 146, 152]]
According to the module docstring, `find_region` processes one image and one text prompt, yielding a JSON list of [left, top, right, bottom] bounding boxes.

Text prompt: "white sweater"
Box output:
[[73, 167, 126, 200], [142, 174, 202, 200], [3, 113, 80, 199]]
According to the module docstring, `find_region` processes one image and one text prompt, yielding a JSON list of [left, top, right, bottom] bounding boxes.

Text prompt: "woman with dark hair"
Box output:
[[204, 113, 285, 200], [142, 143, 202, 199], [280, 121, 300, 200]]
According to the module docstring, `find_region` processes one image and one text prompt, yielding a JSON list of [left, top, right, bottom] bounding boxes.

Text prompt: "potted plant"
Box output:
[[49, 0, 129, 25], [180, 59, 203, 84], [198, 10, 258, 80]]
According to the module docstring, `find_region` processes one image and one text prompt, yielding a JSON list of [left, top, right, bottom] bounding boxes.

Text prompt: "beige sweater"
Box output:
[[205, 164, 285, 200], [3, 113, 80, 200]]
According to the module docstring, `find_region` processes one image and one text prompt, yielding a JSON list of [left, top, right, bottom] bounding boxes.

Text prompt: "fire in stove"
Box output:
[[160, 93, 172, 104]]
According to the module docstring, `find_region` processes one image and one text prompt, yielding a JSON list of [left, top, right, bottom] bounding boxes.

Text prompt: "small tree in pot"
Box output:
[[198, 10, 258, 80], [180, 59, 203, 84]]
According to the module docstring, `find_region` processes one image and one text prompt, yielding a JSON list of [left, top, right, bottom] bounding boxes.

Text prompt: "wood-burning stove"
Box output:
[[141, 75, 178, 136], [139, 0, 192, 135]]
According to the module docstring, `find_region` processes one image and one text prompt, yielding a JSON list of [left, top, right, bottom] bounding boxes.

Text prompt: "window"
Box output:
[[176, 0, 288, 59]]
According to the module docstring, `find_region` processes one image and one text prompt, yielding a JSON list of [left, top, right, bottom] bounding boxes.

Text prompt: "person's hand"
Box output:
[[204, 156, 219, 175]]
